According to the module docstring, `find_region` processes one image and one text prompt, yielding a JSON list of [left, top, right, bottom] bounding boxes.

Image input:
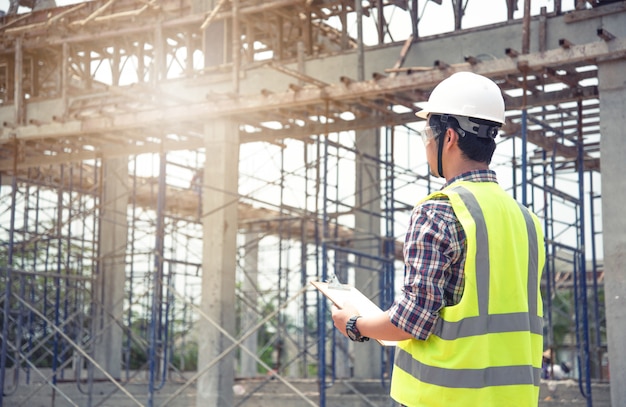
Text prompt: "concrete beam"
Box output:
[[0, 38, 621, 139]]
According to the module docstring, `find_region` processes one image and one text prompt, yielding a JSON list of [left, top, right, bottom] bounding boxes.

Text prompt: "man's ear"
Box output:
[[445, 128, 458, 145]]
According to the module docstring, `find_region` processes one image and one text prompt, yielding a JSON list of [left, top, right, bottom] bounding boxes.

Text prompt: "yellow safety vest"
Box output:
[[390, 181, 545, 407]]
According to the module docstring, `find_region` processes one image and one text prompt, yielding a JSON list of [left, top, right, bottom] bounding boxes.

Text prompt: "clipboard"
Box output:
[[310, 280, 397, 346]]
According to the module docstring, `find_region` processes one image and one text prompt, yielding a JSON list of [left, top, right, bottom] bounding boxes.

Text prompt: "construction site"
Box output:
[[0, 0, 624, 406]]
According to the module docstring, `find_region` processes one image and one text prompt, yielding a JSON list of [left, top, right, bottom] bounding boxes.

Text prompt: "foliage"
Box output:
[[170, 340, 198, 371]]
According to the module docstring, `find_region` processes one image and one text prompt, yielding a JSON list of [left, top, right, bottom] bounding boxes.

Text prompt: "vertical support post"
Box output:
[[520, 68, 529, 206], [297, 42, 306, 86], [61, 42, 69, 117], [52, 169, 65, 389], [14, 36, 23, 125], [332, 250, 350, 379], [304, 8, 312, 56], [542, 148, 554, 363], [340, 0, 349, 49], [153, 23, 164, 83], [83, 45, 93, 90], [244, 24, 254, 63], [521, 109, 528, 206], [278, 15, 285, 60], [138, 41, 146, 83], [0, 168, 18, 407], [522, 0, 531, 54], [555, 0, 562, 14], [538, 7, 547, 53], [588, 173, 604, 378], [185, 30, 194, 77], [148, 151, 167, 407], [506, 0, 515, 20], [197, 120, 239, 407], [597, 59, 626, 407], [112, 45, 121, 86], [301, 143, 311, 378], [381, 125, 395, 384], [317, 135, 329, 407], [94, 157, 129, 381], [354, 126, 382, 379], [299, 218, 309, 377], [410, 0, 419, 40], [575, 101, 592, 407], [232, 0, 240, 93], [202, 20, 225, 69], [452, 0, 463, 30], [355, 0, 364, 81], [377, 0, 384, 45], [276, 146, 287, 376], [240, 231, 260, 377]]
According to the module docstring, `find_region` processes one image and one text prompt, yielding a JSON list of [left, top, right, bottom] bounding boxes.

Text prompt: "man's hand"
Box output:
[[332, 302, 415, 343], [331, 301, 360, 338]]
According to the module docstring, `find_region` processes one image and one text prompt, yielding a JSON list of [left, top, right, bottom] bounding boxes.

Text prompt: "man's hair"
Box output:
[[430, 114, 498, 164]]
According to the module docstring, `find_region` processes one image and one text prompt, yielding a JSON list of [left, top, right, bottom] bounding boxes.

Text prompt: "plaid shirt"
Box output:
[[388, 169, 499, 340]]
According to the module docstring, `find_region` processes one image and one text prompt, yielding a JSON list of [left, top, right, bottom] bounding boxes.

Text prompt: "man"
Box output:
[[331, 71, 545, 406]]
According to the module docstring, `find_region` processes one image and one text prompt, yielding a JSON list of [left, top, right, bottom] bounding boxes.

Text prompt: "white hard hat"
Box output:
[[416, 72, 505, 125]]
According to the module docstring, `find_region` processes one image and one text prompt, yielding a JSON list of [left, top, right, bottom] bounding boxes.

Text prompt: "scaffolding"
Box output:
[[0, 0, 619, 406]]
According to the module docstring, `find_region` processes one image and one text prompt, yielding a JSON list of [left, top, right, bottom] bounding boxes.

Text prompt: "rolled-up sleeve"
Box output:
[[388, 199, 464, 340]]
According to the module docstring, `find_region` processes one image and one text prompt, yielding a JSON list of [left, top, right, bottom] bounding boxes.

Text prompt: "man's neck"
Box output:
[[444, 161, 489, 183]]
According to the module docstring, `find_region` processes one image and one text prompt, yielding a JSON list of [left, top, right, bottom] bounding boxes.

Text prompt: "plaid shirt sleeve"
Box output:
[[388, 197, 466, 340]]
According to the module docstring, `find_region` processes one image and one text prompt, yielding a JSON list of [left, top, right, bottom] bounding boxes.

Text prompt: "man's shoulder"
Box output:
[[416, 196, 456, 222]]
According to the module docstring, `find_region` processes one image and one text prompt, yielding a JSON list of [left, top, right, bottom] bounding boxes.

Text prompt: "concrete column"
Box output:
[[353, 127, 382, 379], [598, 59, 626, 405], [240, 231, 259, 377], [94, 157, 128, 379], [197, 120, 239, 407]]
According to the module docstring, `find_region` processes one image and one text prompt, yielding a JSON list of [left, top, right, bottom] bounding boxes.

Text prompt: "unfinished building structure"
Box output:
[[1, 0, 625, 406]]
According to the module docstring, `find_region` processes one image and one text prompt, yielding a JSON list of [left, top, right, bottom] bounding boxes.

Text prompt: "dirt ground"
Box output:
[[1, 374, 611, 406]]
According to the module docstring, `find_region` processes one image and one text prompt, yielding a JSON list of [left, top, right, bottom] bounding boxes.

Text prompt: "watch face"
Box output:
[[347, 326, 358, 341], [346, 316, 361, 341]]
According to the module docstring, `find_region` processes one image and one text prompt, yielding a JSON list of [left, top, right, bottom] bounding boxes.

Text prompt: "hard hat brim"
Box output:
[[415, 101, 429, 119]]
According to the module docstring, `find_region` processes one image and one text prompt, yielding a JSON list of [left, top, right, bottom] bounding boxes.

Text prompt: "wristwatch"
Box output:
[[346, 315, 369, 342]]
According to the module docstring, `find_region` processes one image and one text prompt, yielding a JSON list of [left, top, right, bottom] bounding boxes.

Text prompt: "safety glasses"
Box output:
[[419, 125, 441, 144]]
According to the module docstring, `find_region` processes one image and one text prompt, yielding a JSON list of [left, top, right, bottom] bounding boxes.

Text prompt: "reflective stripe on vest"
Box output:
[[429, 188, 542, 341], [394, 351, 541, 388], [392, 183, 544, 394]]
